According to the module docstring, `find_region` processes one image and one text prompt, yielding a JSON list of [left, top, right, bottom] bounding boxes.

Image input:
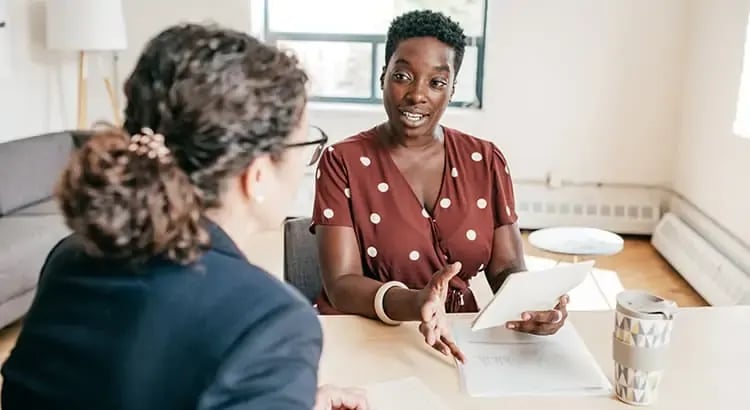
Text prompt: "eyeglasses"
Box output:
[[284, 125, 329, 166]]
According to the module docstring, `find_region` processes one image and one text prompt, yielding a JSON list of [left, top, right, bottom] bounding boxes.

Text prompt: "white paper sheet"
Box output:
[[453, 320, 612, 397], [364, 377, 448, 410], [471, 261, 595, 330]]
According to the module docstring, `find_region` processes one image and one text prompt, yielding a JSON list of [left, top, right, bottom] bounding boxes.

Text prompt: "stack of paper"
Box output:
[[452, 321, 612, 397]]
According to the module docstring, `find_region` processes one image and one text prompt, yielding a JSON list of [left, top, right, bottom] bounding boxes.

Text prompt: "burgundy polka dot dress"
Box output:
[[311, 126, 518, 314]]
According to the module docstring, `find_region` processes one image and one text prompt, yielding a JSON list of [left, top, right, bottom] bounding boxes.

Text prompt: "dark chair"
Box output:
[[283, 217, 323, 304]]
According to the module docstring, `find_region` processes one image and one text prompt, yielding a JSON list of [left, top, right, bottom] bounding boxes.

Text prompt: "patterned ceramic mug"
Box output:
[[612, 290, 678, 406]]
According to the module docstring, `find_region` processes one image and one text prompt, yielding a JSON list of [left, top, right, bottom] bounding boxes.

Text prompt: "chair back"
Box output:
[[283, 217, 322, 304]]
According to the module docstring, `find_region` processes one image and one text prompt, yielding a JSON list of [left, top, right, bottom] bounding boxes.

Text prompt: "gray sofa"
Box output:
[[0, 132, 75, 329]]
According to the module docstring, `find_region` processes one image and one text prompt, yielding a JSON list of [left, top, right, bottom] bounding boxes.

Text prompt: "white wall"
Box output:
[[2, 0, 688, 189], [96, 0, 253, 125], [310, 0, 689, 187], [0, 0, 252, 143], [0, 0, 77, 143], [115, 0, 251, 87], [674, 0, 750, 245]]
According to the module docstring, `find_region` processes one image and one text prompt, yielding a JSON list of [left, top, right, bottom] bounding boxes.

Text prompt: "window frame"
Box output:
[[261, 0, 488, 108]]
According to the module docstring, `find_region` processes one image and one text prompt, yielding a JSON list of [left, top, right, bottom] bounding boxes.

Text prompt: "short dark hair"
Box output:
[[56, 23, 308, 265], [384, 10, 467, 74]]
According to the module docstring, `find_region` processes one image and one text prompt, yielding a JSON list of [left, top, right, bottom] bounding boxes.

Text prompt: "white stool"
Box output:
[[528, 226, 624, 263]]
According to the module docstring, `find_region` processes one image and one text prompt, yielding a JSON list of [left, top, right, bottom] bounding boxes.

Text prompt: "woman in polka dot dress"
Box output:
[[311, 10, 569, 361]]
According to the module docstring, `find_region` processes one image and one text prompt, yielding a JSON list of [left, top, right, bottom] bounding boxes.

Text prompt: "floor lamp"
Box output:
[[45, 0, 127, 129]]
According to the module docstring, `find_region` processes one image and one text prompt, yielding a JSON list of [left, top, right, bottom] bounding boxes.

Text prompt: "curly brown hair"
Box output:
[[56, 23, 309, 265]]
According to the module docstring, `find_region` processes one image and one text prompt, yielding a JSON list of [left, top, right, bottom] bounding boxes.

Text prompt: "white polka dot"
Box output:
[[478, 264, 485, 271], [471, 152, 483, 162], [328, 146, 335, 152], [422, 209, 430, 218], [323, 209, 334, 219], [506, 205, 512, 216], [440, 198, 451, 209], [344, 188, 351, 198], [466, 229, 477, 241], [367, 246, 378, 257], [316, 169, 321, 179], [451, 167, 458, 178], [377, 182, 389, 192], [477, 198, 488, 209], [360, 156, 371, 166], [409, 251, 420, 261], [370, 213, 381, 224]]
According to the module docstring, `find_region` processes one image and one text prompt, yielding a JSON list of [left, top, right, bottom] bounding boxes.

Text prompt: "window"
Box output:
[[734, 15, 750, 139], [254, 0, 488, 108]]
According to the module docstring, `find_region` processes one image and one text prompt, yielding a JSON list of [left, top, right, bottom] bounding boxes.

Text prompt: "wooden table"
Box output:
[[318, 307, 749, 409]]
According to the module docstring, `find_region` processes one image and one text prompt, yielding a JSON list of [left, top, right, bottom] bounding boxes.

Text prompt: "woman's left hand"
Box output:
[[314, 385, 369, 410], [505, 294, 569, 336]]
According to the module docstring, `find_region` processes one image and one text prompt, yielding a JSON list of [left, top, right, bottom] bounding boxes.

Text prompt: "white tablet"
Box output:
[[471, 260, 595, 331]]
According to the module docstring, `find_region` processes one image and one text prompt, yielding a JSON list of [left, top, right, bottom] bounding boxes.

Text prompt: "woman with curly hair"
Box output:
[[1, 23, 366, 410], [312, 10, 570, 361]]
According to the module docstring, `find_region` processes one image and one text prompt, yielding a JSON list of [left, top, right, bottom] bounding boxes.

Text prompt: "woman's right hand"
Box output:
[[415, 262, 466, 363]]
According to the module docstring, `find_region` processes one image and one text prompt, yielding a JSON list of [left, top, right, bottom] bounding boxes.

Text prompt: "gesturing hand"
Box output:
[[415, 262, 467, 363], [505, 294, 570, 336], [313, 385, 369, 410]]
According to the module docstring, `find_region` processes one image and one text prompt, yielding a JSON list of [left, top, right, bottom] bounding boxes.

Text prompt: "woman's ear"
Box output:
[[380, 66, 386, 90], [240, 156, 272, 204]]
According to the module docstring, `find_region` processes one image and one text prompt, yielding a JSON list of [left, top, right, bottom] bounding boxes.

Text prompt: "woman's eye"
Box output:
[[432, 79, 448, 88], [392, 73, 410, 81]]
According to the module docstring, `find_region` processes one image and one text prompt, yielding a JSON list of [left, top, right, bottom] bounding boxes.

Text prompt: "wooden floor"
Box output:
[[521, 232, 707, 308], [0, 234, 706, 390]]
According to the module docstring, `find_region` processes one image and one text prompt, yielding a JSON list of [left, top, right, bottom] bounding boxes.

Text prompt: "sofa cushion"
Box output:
[[0, 132, 73, 215], [12, 199, 61, 216], [0, 215, 71, 303]]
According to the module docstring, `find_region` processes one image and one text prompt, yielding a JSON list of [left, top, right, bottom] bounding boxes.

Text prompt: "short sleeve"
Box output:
[[491, 145, 519, 227], [311, 149, 353, 232], [197, 304, 322, 410]]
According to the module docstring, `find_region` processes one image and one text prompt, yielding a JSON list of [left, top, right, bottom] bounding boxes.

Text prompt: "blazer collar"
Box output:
[[205, 220, 245, 260]]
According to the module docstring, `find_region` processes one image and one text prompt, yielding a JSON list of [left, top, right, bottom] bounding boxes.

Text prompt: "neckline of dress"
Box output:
[[370, 125, 452, 219]]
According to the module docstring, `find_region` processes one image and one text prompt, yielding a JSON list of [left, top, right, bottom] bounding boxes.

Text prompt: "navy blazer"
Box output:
[[1, 222, 322, 409]]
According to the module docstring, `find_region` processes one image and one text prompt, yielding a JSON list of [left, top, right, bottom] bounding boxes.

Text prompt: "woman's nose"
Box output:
[[404, 80, 428, 104]]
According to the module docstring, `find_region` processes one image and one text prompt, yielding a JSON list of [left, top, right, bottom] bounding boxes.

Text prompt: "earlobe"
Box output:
[[240, 159, 267, 204], [253, 187, 265, 203]]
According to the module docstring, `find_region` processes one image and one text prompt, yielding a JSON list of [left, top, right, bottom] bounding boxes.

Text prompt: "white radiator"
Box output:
[[290, 177, 665, 234], [651, 212, 750, 306], [514, 184, 664, 235]]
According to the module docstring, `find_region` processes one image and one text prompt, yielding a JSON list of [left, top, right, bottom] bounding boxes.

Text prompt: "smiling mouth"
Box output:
[[400, 110, 428, 123]]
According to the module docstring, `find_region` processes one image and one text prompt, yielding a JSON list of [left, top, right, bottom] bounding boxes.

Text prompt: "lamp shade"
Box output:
[[46, 0, 127, 51]]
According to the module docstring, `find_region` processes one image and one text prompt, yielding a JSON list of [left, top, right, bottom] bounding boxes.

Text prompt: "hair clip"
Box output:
[[128, 127, 172, 164]]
